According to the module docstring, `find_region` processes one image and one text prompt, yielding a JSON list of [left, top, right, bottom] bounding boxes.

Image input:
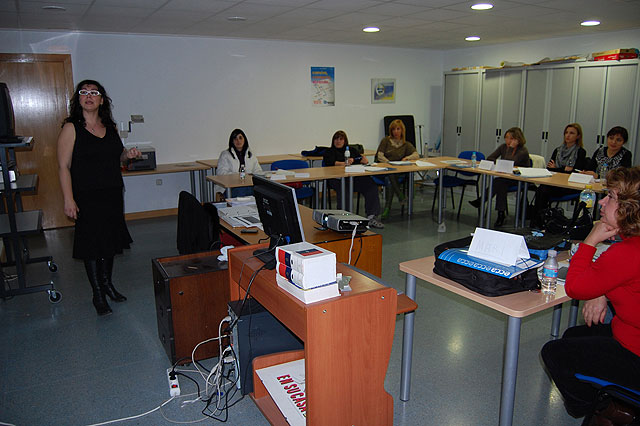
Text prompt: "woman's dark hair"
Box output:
[[606, 166, 640, 237], [228, 128, 252, 158], [607, 126, 629, 144], [331, 130, 349, 149], [63, 79, 116, 128]]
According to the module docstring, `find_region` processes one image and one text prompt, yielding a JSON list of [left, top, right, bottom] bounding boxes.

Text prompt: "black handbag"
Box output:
[[541, 201, 593, 240], [433, 236, 540, 297]]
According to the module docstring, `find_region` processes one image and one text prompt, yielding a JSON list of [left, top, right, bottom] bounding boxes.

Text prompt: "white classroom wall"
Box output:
[[0, 30, 443, 212]]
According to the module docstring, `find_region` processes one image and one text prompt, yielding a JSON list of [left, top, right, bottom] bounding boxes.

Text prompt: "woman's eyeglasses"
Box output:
[[78, 89, 101, 96]]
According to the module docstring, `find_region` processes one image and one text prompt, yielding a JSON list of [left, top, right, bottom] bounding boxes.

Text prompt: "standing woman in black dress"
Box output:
[[57, 80, 140, 315]]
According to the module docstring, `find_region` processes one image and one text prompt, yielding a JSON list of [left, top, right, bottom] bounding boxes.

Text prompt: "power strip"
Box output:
[[167, 368, 180, 397]]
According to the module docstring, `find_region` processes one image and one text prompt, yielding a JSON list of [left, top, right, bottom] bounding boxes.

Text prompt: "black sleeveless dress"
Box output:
[[70, 122, 132, 260]]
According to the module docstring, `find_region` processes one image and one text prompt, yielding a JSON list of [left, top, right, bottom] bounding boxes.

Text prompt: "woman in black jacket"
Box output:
[[323, 130, 383, 228]]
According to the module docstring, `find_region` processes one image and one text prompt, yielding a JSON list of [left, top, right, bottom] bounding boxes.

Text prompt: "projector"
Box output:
[[312, 209, 369, 233]]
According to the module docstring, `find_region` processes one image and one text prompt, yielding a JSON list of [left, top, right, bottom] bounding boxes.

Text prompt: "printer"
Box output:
[[312, 209, 369, 233], [125, 145, 156, 171]]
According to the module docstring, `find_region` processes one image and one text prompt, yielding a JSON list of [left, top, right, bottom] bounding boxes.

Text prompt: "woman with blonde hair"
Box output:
[[530, 123, 588, 227], [375, 119, 419, 219]]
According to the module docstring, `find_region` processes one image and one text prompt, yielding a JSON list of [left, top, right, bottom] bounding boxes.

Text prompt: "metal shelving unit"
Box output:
[[0, 137, 60, 303]]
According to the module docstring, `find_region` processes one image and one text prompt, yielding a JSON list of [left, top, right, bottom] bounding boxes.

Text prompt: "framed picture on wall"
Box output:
[[371, 78, 396, 104]]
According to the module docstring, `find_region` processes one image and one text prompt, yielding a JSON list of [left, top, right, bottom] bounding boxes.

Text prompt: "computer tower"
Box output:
[[228, 299, 303, 395]]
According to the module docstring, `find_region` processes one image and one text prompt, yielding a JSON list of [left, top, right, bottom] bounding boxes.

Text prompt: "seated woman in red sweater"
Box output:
[[541, 166, 640, 422]]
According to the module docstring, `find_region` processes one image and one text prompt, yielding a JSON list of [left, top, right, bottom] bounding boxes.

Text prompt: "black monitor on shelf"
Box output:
[[0, 82, 17, 142], [252, 175, 306, 269]]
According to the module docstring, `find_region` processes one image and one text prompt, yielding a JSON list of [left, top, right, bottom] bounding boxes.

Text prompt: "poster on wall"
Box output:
[[311, 67, 335, 107], [371, 78, 396, 104]]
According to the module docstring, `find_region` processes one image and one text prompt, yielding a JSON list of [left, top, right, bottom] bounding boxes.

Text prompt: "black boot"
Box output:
[[84, 260, 112, 316], [469, 198, 481, 208], [494, 211, 506, 227], [100, 257, 126, 302]]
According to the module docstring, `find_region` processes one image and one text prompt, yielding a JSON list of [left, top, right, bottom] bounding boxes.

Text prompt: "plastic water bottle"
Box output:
[[598, 161, 609, 183], [579, 184, 596, 213], [471, 151, 477, 168], [344, 146, 350, 169], [541, 249, 558, 295], [239, 164, 246, 180]]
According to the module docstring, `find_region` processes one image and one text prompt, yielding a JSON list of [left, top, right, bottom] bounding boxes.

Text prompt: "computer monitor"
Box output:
[[252, 175, 306, 269], [0, 83, 17, 141]]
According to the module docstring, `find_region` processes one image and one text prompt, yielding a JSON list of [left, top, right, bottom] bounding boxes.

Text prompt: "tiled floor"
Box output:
[[0, 186, 582, 425]]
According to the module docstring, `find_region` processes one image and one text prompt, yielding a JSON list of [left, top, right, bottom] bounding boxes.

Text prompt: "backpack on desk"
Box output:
[[433, 236, 540, 297]]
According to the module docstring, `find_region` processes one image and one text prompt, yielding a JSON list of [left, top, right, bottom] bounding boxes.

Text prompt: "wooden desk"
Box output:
[[228, 245, 398, 425], [220, 205, 383, 276], [122, 162, 209, 202], [399, 256, 571, 426]]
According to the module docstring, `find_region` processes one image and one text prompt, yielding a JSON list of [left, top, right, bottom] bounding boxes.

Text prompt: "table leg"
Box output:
[[479, 174, 487, 227], [314, 180, 320, 209], [226, 187, 232, 199], [348, 176, 354, 213], [340, 178, 346, 211], [199, 170, 206, 202], [520, 182, 529, 228], [550, 304, 563, 339], [323, 180, 328, 209], [190, 171, 196, 198], [486, 176, 494, 228], [400, 273, 417, 401], [515, 182, 522, 228], [569, 299, 579, 328], [500, 316, 521, 426], [408, 171, 414, 217], [437, 168, 445, 232]]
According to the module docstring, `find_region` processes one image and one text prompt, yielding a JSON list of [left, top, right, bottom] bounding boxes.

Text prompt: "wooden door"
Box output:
[[0, 53, 74, 229]]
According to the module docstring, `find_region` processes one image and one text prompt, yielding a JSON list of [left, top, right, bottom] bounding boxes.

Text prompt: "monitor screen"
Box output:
[[0, 83, 16, 140], [252, 175, 305, 269]]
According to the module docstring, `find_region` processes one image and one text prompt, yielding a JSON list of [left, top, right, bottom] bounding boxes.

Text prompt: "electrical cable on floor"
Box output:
[[0, 421, 17, 426], [85, 397, 176, 425], [348, 225, 357, 264]]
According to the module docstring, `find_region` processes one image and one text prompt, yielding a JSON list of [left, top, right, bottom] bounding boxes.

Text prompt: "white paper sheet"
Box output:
[[495, 159, 514, 174], [345, 165, 365, 173], [270, 174, 287, 180], [517, 167, 552, 178], [364, 166, 388, 172], [294, 173, 310, 178], [468, 227, 530, 266], [416, 160, 436, 167], [568, 172, 594, 184], [478, 159, 494, 170]]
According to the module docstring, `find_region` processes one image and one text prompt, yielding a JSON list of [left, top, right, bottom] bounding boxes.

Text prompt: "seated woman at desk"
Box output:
[[541, 166, 640, 423], [323, 130, 384, 229], [530, 123, 588, 227], [469, 127, 530, 227], [581, 126, 632, 180], [375, 119, 419, 219], [215, 128, 262, 200]]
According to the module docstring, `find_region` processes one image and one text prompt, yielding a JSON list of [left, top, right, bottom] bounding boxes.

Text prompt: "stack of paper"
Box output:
[[517, 167, 552, 178]]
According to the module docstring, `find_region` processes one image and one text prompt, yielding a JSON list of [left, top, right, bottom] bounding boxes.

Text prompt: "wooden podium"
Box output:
[[228, 244, 398, 425]]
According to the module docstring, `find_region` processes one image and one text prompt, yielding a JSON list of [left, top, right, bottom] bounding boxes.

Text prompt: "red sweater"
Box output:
[[566, 236, 640, 357]]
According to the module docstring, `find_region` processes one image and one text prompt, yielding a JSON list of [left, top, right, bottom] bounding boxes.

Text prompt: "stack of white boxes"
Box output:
[[275, 242, 338, 304]]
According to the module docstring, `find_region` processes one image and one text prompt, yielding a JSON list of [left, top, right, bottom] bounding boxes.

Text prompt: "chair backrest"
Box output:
[[176, 191, 221, 255], [457, 151, 485, 177], [384, 115, 416, 146], [458, 150, 485, 161], [529, 154, 546, 168], [270, 159, 309, 170]]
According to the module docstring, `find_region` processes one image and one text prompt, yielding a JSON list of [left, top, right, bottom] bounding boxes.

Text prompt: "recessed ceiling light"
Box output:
[[581, 20, 600, 26], [465, 36, 481, 41], [41, 5, 66, 11], [227, 16, 247, 22], [471, 3, 493, 10], [363, 27, 380, 33]]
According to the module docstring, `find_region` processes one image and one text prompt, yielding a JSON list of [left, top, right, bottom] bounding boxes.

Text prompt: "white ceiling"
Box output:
[[2, 0, 640, 49]]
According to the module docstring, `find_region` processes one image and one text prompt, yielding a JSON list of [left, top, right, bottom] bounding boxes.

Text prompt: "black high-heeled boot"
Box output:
[[84, 260, 112, 316], [494, 210, 506, 227], [100, 257, 126, 302]]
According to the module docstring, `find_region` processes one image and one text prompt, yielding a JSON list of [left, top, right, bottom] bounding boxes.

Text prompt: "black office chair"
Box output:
[[176, 191, 222, 255], [432, 151, 485, 219], [575, 373, 640, 425]]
